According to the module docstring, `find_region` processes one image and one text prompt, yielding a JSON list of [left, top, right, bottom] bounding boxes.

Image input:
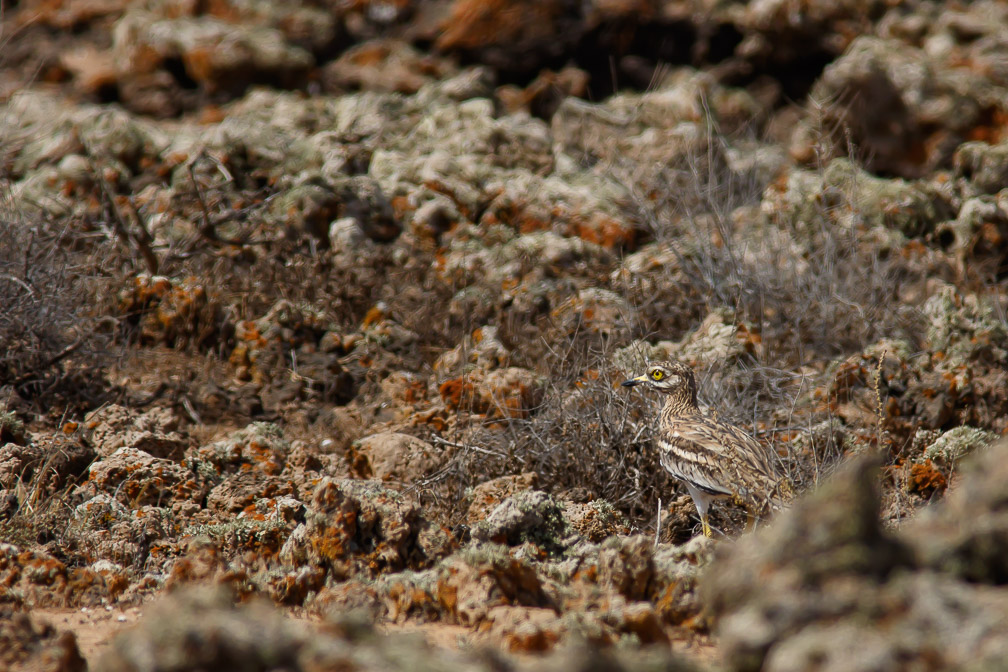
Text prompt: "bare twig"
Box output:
[[654, 497, 662, 548], [12, 335, 85, 388], [92, 159, 159, 274], [0, 273, 35, 296], [429, 434, 506, 458]]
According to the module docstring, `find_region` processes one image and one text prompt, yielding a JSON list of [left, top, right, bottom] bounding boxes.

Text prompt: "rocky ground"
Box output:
[[2, 1, 1008, 670]]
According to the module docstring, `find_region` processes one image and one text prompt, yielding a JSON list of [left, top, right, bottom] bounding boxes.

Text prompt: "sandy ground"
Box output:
[[36, 604, 720, 668], [35, 606, 144, 664]]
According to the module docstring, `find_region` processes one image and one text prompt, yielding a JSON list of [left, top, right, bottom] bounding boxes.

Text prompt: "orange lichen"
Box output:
[[390, 194, 412, 220], [736, 323, 762, 346], [400, 379, 427, 404], [362, 305, 386, 328], [966, 106, 1008, 144], [310, 517, 355, 564], [410, 407, 447, 431], [438, 378, 480, 411], [907, 460, 947, 498], [570, 214, 636, 249], [435, 576, 458, 614], [504, 626, 557, 653], [435, 0, 566, 51]]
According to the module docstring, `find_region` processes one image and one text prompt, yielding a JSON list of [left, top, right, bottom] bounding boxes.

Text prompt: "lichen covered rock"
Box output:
[[703, 442, 1008, 671], [279, 477, 452, 581]]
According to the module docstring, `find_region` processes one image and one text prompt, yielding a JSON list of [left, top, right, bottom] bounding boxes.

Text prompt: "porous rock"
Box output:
[[67, 494, 173, 571], [436, 545, 552, 627], [84, 403, 187, 460], [77, 446, 209, 511], [351, 432, 443, 482], [465, 472, 538, 524], [279, 477, 453, 580], [0, 544, 117, 608], [471, 490, 571, 551], [908, 437, 1008, 584], [0, 437, 94, 494]]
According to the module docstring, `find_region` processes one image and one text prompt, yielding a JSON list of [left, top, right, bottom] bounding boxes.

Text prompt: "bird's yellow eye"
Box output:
[[651, 369, 664, 381]]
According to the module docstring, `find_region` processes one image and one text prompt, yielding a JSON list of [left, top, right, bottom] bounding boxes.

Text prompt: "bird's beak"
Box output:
[[621, 374, 647, 388]]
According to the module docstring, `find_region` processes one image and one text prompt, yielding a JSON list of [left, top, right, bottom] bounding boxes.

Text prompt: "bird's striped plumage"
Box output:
[[622, 360, 790, 537]]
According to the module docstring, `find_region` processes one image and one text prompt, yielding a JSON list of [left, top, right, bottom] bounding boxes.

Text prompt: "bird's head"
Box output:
[[621, 360, 696, 395]]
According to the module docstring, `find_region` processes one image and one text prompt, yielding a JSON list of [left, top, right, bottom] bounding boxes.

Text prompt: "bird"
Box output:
[[622, 359, 791, 538]]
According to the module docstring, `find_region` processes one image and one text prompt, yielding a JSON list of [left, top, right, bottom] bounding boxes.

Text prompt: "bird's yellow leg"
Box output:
[[701, 514, 713, 538]]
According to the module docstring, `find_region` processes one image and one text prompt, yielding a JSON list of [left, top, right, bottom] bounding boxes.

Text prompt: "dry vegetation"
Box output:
[[410, 119, 928, 539], [3, 2, 1008, 668], [0, 117, 927, 542], [0, 201, 114, 416]]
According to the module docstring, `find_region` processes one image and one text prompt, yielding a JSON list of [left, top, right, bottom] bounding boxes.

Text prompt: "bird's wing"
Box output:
[[659, 418, 786, 507], [716, 422, 784, 487], [656, 426, 735, 498]]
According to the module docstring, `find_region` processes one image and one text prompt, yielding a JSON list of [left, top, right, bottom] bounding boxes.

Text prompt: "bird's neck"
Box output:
[[662, 388, 700, 417]]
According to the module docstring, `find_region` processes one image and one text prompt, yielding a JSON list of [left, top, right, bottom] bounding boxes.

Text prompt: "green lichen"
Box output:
[[185, 456, 221, 482], [924, 285, 1008, 368], [765, 158, 951, 239], [863, 338, 913, 361], [183, 517, 286, 540], [455, 543, 512, 569], [923, 426, 998, 465], [377, 568, 438, 595], [0, 409, 26, 445], [557, 611, 609, 644], [244, 422, 287, 443], [493, 490, 571, 552], [338, 478, 403, 503]]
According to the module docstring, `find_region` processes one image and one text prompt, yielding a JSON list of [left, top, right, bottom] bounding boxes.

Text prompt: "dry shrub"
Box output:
[[609, 116, 926, 479], [422, 340, 672, 528], [426, 115, 924, 532], [616, 123, 923, 365], [0, 29, 115, 415], [425, 335, 818, 539], [0, 441, 81, 551], [0, 489, 75, 553], [0, 196, 114, 411]]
